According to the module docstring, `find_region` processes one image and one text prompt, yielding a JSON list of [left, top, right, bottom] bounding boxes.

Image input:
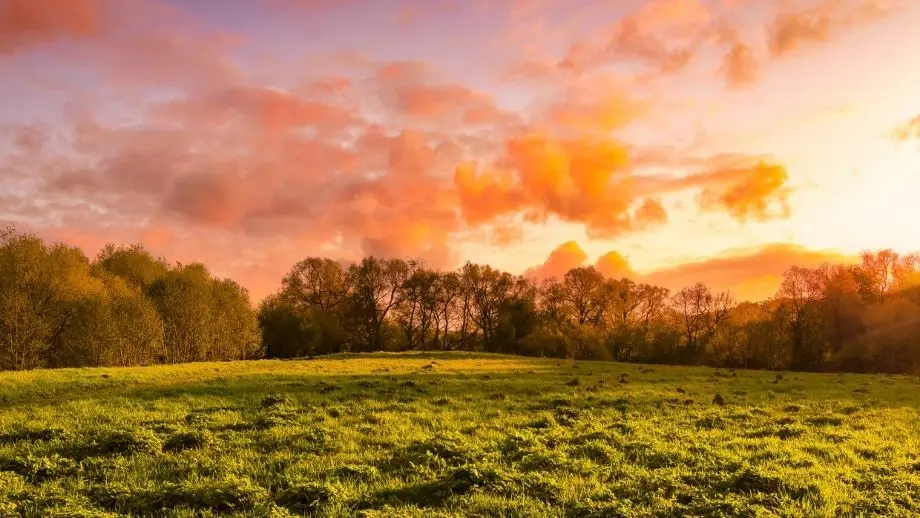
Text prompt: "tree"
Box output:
[[563, 267, 605, 326], [396, 265, 439, 350], [51, 272, 164, 368], [0, 228, 95, 370], [853, 249, 899, 302], [210, 278, 261, 360], [280, 257, 345, 312], [148, 263, 259, 363], [95, 244, 168, 291], [671, 283, 732, 363], [344, 257, 409, 352], [258, 294, 344, 358], [777, 266, 826, 371], [465, 263, 515, 352], [537, 278, 568, 326]]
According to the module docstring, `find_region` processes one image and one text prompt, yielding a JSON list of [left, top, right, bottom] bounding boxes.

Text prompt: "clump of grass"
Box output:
[[163, 430, 212, 452], [74, 428, 162, 458], [92, 476, 268, 513], [565, 378, 581, 387], [260, 393, 293, 407], [275, 481, 341, 514], [0, 453, 76, 482], [0, 426, 69, 445], [806, 416, 844, 427]]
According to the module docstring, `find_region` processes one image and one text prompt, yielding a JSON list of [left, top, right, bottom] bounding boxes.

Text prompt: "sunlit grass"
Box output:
[[1, 352, 918, 516]]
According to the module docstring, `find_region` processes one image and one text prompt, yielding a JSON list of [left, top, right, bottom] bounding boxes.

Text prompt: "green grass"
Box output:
[[1, 353, 919, 517]]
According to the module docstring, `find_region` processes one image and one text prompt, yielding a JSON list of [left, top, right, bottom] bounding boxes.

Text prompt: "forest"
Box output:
[[2, 225, 919, 373]]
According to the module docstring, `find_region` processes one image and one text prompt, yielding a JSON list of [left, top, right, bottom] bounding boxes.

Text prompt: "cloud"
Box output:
[[32, 75, 466, 272], [524, 241, 589, 281], [638, 155, 792, 222], [768, 0, 900, 57], [525, 241, 637, 282], [1, 0, 847, 303], [0, 0, 102, 54], [695, 161, 791, 222], [634, 198, 669, 226], [642, 243, 856, 301], [893, 115, 920, 142], [596, 251, 635, 279], [539, 78, 648, 134], [455, 133, 672, 238], [720, 39, 759, 87], [558, 0, 712, 76], [523, 241, 857, 301]]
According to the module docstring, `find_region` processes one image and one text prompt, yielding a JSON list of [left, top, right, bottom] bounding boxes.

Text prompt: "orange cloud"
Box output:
[[524, 241, 589, 281], [540, 79, 648, 134], [696, 161, 791, 222], [768, 0, 899, 57], [0, 0, 102, 54], [639, 155, 792, 222], [489, 223, 525, 246], [33, 69, 471, 271], [455, 134, 672, 238], [558, 0, 711, 76], [523, 242, 855, 301], [720, 40, 759, 88], [642, 243, 857, 301], [634, 198, 668, 226], [596, 251, 635, 279], [632, 0, 711, 29], [893, 115, 920, 142], [525, 241, 637, 282]]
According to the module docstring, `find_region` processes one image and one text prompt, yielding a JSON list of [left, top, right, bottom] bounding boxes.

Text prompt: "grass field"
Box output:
[[1, 353, 919, 517]]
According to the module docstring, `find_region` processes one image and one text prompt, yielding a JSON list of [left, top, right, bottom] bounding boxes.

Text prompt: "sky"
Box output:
[[1, 0, 919, 302]]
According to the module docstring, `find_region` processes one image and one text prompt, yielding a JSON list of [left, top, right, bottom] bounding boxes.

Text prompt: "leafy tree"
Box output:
[[95, 244, 168, 291], [344, 257, 409, 352]]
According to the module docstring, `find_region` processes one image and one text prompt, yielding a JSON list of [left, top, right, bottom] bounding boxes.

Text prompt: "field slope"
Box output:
[[1, 353, 919, 517]]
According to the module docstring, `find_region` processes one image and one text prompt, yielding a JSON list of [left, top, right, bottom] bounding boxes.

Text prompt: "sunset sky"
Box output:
[[2, 0, 919, 301]]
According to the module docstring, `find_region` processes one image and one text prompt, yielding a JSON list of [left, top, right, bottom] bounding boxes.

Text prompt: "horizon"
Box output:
[[2, 0, 919, 302]]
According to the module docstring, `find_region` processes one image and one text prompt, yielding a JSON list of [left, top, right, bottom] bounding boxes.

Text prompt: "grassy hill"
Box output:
[[1, 353, 918, 517]]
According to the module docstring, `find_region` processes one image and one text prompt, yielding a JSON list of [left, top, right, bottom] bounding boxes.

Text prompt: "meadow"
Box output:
[[0, 353, 918, 517]]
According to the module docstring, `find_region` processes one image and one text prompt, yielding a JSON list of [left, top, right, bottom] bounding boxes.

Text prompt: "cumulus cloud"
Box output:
[[596, 251, 636, 279], [525, 241, 637, 282], [524, 241, 590, 281], [455, 134, 678, 238]]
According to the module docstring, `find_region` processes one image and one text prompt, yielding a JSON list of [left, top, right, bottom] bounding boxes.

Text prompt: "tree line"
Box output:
[[0, 226, 259, 370], [3, 225, 919, 373]]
